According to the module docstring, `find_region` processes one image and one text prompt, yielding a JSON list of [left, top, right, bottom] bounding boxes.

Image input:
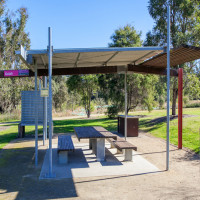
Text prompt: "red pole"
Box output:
[[178, 68, 183, 149]]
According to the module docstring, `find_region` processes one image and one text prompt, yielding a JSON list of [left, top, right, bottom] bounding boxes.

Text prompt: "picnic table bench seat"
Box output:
[[57, 135, 75, 164], [106, 136, 137, 161]]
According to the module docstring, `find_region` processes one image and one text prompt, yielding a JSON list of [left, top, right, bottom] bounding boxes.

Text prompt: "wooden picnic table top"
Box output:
[[74, 126, 117, 140]]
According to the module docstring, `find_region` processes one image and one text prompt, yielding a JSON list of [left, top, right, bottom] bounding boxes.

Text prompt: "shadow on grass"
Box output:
[[139, 118, 165, 133], [139, 116, 179, 133], [53, 118, 117, 133]]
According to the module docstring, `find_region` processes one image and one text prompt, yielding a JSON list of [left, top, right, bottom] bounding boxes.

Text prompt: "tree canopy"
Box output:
[[67, 75, 98, 118], [0, 1, 32, 112], [144, 0, 200, 115], [98, 24, 157, 118]]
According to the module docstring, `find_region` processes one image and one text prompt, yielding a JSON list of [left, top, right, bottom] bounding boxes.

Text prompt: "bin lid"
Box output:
[[118, 115, 139, 118]]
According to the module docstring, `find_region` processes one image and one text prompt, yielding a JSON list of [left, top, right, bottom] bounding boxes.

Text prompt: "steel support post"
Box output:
[[166, 5, 171, 171], [47, 27, 54, 177], [124, 69, 127, 141], [44, 76, 48, 140], [178, 68, 183, 149], [43, 76, 47, 145], [34, 62, 38, 166]]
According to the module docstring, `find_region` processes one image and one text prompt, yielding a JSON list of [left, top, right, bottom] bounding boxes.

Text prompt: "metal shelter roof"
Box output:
[[141, 45, 200, 68], [24, 47, 164, 69], [16, 45, 200, 77]]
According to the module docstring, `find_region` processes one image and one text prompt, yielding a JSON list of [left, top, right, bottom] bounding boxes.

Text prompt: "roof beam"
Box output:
[[35, 65, 178, 77], [40, 55, 47, 68], [0, 65, 178, 78], [74, 53, 81, 68], [103, 52, 119, 66], [128, 64, 178, 76], [129, 51, 155, 65], [38, 66, 118, 76]]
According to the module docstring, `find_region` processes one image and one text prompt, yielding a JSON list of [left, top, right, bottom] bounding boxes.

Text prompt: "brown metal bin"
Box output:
[[118, 115, 139, 137]]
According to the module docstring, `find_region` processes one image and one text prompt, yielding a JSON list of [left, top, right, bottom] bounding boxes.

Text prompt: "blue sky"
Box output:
[[6, 0, 155, 49]]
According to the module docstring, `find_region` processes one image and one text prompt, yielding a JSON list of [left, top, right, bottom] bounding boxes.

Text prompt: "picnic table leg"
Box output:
[[96, 138, 105, 162], [58, 151, 68, 164], [92, 139, 97, 154], [124, 149, 133, 161], [89, 139, 93, 149]]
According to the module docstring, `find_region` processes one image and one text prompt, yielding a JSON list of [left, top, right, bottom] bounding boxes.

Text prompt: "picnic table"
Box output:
[[74, 126, 117, 161]]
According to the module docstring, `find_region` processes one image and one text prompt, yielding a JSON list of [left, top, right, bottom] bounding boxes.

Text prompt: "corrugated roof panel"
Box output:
[[141, 45, 200, 68]]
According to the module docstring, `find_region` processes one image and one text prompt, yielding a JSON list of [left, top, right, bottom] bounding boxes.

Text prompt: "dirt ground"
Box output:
[[0, 130, 199, 200]]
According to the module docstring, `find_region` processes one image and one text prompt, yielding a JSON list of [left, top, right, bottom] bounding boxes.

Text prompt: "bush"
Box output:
[[185, 102, 200, 108], [106, 105, 119, 119]]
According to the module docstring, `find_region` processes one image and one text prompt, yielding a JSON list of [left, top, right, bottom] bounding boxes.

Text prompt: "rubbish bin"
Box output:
[[118, 115, 139, 137]]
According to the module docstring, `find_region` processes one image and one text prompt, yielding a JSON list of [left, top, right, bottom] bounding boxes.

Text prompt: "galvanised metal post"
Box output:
[[43, 76, 47, 145], [124, 68, 127, 141], [34, 62, 38, 166], [166, 5, 171, 171], [48, 27, 53, 177], [44, 76, 48, 141]]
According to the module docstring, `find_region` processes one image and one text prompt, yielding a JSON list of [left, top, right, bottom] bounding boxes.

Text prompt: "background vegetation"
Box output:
[[0, 1, 199, 154]]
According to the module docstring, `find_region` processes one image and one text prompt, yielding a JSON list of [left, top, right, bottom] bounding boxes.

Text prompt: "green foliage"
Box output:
[[185, 102, 200, 108], [67, 75, 98, 118], [145, 0, 200, 115], [147, 0, 199, 46], [109, 24, 143, 47], [93, 98, 106, 114], [0, 2, 31, 112], [52, 76, 68, 111], [184, 69, 200, 100], [100, 24, 157, 117], [106, 105, 119, 119]]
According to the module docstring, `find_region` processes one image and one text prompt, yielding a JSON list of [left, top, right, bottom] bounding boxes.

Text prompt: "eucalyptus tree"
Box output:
[[145, 0, 200, 115], [67, 75, 98, 118], [0, 1, 31, 112], [99, 24, 158, 118]]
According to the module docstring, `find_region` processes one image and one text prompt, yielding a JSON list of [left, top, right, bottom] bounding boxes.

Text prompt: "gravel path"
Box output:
[[0, 131, 199, 200]]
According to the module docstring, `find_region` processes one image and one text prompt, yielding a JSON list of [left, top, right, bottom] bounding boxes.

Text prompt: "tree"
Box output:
[[66, 75, 98, 118], [146, 0, 200, 115], [99, 24, 157, 118], [52, 76, 68, 111], [98, 73, 158, 117], [109, 24, 142, 47], [0, 1, 31, 112]]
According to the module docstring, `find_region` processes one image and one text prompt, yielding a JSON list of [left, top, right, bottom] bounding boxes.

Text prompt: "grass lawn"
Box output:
[[0, 108, 199, 153], [133, 108, 200, 153]]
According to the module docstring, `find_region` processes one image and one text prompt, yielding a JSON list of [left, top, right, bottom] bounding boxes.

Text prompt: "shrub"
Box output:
[[185, 102, 200, 108], [106, 105, 119, 119]]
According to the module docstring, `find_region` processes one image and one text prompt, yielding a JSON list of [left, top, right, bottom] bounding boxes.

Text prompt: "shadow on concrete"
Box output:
[[100, 148, 123, 166]]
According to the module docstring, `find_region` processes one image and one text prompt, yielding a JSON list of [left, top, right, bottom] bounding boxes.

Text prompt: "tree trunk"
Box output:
[[87, 109, 90, 118]]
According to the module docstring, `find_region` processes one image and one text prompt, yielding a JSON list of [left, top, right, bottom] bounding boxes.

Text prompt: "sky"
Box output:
[[6, 0, 155, 49]]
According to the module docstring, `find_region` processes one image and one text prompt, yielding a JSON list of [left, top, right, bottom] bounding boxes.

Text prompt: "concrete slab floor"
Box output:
[[40, 143, 159, 179]]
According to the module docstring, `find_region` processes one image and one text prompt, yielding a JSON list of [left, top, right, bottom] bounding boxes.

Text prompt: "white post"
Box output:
[[124, 68, 127, 141], [34, 62, 38, 166], [166, 5, 171, 171]]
